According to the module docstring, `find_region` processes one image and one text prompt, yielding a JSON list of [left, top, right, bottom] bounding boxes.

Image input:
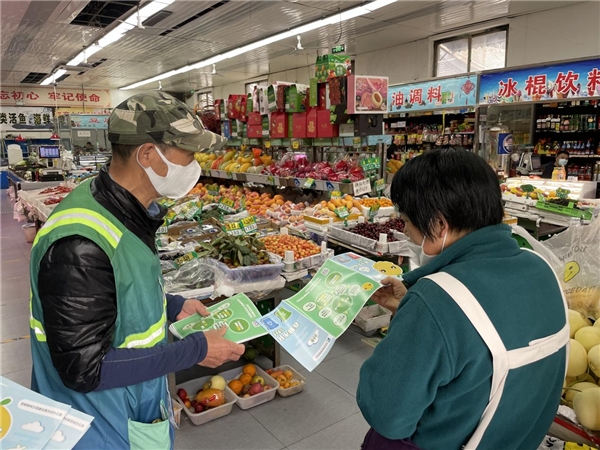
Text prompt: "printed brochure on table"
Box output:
[[0, 376, 93, 450]]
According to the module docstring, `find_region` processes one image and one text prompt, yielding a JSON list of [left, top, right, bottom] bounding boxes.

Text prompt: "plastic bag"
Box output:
[[541, 217, 600, 319], [163, 258, 215, 293], [204, 256, 284, 300]]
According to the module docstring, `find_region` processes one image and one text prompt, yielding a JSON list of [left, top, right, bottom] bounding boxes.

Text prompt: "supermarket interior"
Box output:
[[1, 0, 600, 449]]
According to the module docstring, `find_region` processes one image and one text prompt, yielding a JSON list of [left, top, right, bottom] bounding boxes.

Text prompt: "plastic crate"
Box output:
[[175, 376, 236, 426], [219, 366, 279, 410], [270, 365, 306, 398], [354, 305, 392, 333]]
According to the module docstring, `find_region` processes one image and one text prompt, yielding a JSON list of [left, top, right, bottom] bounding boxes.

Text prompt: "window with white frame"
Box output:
[[435, 27, 507, 77], [245, 80, 268, 96], [196, 91, 213, 111]]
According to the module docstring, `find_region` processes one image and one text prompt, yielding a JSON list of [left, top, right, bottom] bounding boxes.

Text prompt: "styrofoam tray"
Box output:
[[219, 366, 279, 410], [176, 376, 236, 426], [359, 204, 396, 218], [270, 365, 306, 398]]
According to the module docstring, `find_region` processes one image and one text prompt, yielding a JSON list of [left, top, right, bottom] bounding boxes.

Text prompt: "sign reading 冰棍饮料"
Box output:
[[479, 58, 600, 104]]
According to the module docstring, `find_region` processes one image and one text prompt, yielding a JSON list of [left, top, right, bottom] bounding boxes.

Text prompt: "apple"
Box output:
[[177, 388, 188, 401], [251, 375, 265, 386], [209, 375, 227, 391]]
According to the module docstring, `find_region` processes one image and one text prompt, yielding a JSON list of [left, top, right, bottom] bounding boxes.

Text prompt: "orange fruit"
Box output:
[[228, 380, 243, 395], [242, 364, 256, 377], [239, 373, 252, 385]]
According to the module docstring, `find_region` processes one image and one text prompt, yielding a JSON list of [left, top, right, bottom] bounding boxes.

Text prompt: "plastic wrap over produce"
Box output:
[[163, 258, 215, 293], [206, 257, 284, 300]]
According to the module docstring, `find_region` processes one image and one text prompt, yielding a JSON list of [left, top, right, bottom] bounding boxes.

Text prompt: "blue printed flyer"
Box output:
[[0, 377, 93, 450]]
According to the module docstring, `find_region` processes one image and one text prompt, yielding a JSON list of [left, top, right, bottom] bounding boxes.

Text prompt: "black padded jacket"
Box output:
[[37, 166, 167, 392]]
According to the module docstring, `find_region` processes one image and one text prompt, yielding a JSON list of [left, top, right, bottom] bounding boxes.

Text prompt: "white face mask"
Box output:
[[137, 146, 201, 199], [407, 232, 448, 268], [558, 158, 568, 167]]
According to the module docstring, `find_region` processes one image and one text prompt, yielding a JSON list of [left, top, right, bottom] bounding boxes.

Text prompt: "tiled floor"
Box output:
[[0, 191, 373, 450]]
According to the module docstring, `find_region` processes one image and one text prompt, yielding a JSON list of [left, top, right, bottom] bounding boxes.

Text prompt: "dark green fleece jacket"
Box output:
[[357, 224, 567, 450]]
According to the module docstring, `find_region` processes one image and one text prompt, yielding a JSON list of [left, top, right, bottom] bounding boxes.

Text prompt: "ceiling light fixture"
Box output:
[[40, 69, 67, 86], [61, 0, 175, 71], [120, 0, 397, 90]]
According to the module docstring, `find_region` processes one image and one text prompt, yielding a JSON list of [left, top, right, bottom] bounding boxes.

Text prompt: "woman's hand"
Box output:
[[176, 299, 210, 321], [371, 277, 407, 314]]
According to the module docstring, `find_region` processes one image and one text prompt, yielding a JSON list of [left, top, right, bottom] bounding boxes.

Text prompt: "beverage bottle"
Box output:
[[552, 166, 559, 180], [585, 165, 593, 181], [558, 166, 566, 181]]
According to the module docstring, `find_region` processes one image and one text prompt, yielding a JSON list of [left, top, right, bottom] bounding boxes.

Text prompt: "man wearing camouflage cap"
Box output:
[[29, 92, 241, 449]]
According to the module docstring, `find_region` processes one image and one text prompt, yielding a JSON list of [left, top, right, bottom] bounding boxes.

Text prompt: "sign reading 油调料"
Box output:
[[479, 58, 600, 104], [388, 75, 478, 113]]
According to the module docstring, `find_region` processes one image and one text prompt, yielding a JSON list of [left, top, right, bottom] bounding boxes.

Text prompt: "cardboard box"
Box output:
[[317, 109, 339, 138], [270, 112, 289, 138], [347, 75, 389, 114], [214, 99, 225, 120], [248, 124, 262, 138], [248, 111, 262, 126], [292, 113, 307, 138], [285, 84, 308, 113], [318, 84, 328, 110], [227, 94, 247, 120], [309, 78, 319, 107], [315, 54, 352, 83], [258, 88, 269, 115], [328, 76, 347, 106], [307, 108, 318, 138]]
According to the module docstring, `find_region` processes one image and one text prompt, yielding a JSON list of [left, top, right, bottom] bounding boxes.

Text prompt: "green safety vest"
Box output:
[[29, 180, 174, 450]]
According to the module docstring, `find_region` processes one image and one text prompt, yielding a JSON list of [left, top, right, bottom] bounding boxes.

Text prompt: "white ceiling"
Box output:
[[0, 0, 582, 93]]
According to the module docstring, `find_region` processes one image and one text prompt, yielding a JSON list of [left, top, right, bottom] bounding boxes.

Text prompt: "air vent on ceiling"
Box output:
[[159, 1, 228, 36], [70, 0, 139, 28], [21, 72, 49, 84], [55, 73, 71, 83], [143, 10, 172, 27]]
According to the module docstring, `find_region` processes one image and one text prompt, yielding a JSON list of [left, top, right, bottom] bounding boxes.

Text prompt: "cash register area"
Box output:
[[0, 193, 374, 450]]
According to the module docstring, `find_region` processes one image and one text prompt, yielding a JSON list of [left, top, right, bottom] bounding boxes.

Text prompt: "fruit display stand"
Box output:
[[175, 375, 237, 426], [219, 366, 279, 410]]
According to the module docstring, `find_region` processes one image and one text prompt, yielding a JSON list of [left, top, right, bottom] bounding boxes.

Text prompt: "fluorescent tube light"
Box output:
[[40, 69, 67, 86], [120, 0, 397, 90], [61, 0, 172, 71]]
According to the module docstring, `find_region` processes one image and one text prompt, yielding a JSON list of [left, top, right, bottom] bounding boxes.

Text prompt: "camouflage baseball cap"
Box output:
[[108, 91, 227, 152]]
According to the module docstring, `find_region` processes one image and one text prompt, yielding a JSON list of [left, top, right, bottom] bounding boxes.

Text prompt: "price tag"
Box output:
[[223, 222, 243, 236], [331, 191, 343, 200], [556, 187, 571, 199], [353, 179, 372, 196], [292, 140, 300, 150], [368, 204, 380, 222], [208, 188, 219, 197], [156, 226, 168, 235], [267, 175, 275, 185], [353, 137, 362, 148], [375, 178, 386, 193], [226, 171, 233, 180], [335, 206, 350, 219], [304, 178, 316, 189], [240, 216, 258, 234], [174, 251, 198, 268], [218, 197, 236, 213], [265, 140, 271, 149]]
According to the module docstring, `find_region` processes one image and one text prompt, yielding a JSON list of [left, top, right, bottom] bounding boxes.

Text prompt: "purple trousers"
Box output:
[[361, 428, 421, 450]]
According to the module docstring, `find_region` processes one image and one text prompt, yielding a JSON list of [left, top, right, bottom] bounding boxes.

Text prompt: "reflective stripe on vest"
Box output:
[[424, 271, 569, 450], [33, 208, 123, 249], [29, 290, 46, 342], [118, 297, 167, 349]]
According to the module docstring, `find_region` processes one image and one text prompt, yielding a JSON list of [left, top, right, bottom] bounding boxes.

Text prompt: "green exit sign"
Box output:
[[332, 44, 346, 54]]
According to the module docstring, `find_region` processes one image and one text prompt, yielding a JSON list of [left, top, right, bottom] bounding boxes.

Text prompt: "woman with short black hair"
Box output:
[[357, 148, 568, 450]]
